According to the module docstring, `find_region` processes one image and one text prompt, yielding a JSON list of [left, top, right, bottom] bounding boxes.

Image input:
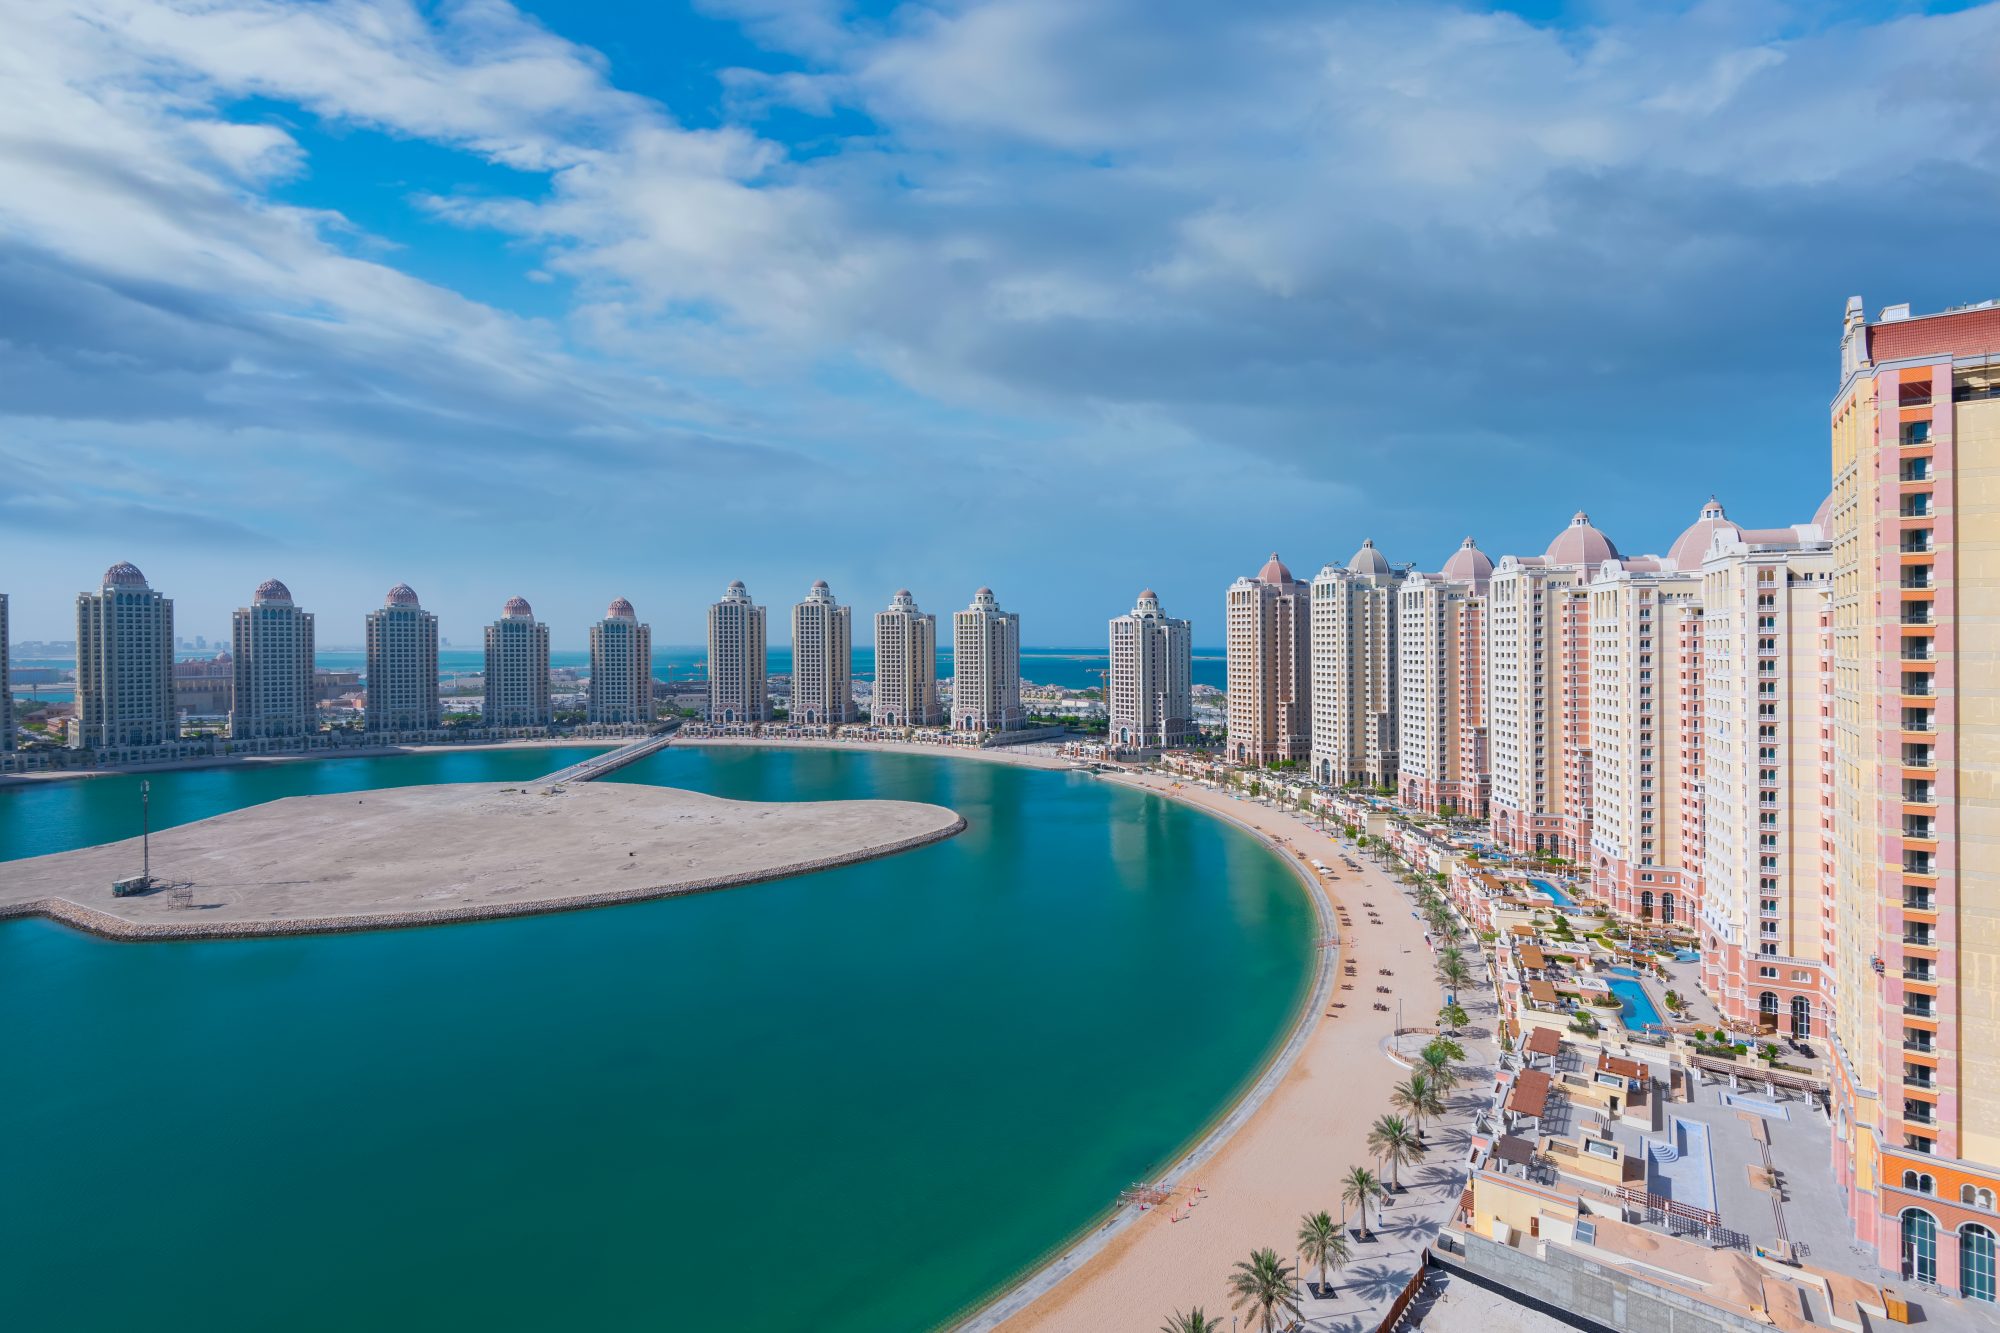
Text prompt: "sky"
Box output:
[[2, 0, 1996, 648]]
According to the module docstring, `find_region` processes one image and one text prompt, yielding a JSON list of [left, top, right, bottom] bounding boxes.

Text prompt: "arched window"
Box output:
[[1904, 1208, 1938, 1283], [1966, 1185, 1999, 1211], [1965, 1224, 1997, 1302], [1902, 1171, 1935, 1194], [1640, 890, 1655, 919], [1661, 893, 1676, 924], [1791, 995, 1812, 1038], [1760, 992, 1779, 1024]]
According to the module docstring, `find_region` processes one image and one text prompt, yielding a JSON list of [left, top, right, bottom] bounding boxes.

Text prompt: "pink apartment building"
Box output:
[[1225, 554, 1311, 767], [1396, 537, 1492, 816]]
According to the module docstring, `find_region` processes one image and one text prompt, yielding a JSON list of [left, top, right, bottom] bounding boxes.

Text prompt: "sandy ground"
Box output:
[[0, 781, 962, 939], [982, 769, 1495, 1333]]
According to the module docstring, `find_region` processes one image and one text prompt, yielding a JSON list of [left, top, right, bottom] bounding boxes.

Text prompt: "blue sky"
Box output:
[[2, 0, 1996, 647]]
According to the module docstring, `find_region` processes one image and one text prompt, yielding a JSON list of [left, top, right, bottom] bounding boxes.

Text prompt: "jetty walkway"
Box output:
[[539, 730, 678, 786]]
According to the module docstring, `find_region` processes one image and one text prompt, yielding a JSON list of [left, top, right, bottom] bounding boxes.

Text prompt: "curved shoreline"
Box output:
[[947, 772, 1337, 1331]]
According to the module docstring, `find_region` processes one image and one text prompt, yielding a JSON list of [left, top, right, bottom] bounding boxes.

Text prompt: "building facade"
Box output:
[[1696, 515, 1835, 1040], [483, 596, 551, 728], [588, 597, 653, 725], [1311, 540, 1403, 788], [1397, 538, 1492, 816], [873, 589, 938, 727], [1486, 514, 1620, 857], [1, 593, 11, 751], [74, 562, 176, 750], [790, 581, 852, 725], [1826, 297, 2000, 1284], [707, 580, 768, 724], [1225, 554, 1311, 767], [951, 587, 1021, 732], [230, 578, 317, 740], [1109, 588, 1192, 751], [365, 583, 440, 733]]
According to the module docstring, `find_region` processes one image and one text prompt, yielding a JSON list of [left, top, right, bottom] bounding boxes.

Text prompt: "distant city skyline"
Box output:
[[6, 3, 1989, 644]]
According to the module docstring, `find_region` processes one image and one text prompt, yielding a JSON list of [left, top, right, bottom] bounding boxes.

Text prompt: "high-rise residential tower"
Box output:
[[873, 590, 938, 727], [74, 562, 175, 750], [1311, 540, 1404, 788], [1397, 538, 1492, 816], [790, 581, 852, 725], [365, 583, 440, 734], [1695, 507, 1834, 1040], [1827, 297, 2000, 1282], [589, 597, 653, 725], [230, 578, 317, 740], [1486, 513, 1620, 857], [1225, 554, 1310, 767], [1109, 588, 1193, 751], [708, 580, 769, 724], [484, 596, 550, 728], [1, 592, 11, 752], [952, 587, 1021, 732]]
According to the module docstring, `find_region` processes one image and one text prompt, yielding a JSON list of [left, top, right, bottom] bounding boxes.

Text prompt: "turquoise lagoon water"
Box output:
[[0, 746, 1312, 1332]]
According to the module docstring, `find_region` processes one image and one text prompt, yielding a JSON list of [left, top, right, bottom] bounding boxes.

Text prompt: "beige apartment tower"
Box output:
[[873, 590, 938, 727], [791, 581, 852, 725], [1397, 538, 1492, 816], [1311, 540, 1403, 788], [230, 578, 317, 740], [74, 562, 176, 751], [1226, 554, 1310, 767], [365, 583, 440, 733], [1826, 296, 2000, 1283], [708, 580, 769, 724], [589, 597, 653, 725], [484, 596, 551, 728], [952, 587, 1021, 732], [1109, 588, 1192, 750]]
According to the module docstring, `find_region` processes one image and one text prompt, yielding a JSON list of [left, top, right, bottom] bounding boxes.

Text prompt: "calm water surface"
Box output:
[[1, 746, 1311, 1332]]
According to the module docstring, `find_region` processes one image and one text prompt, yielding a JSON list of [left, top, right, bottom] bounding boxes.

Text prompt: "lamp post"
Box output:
[[140, 779, 151, 884]]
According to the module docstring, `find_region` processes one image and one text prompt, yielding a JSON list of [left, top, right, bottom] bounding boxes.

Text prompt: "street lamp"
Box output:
[[140, 779, 151, 885]]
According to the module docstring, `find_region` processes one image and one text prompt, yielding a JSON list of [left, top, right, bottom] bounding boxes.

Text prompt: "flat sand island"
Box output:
[[0, 781, 965, 941]]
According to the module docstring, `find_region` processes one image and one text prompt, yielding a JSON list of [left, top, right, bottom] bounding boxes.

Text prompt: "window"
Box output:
[[1905, 1171, 1936, 1194], [1904, 1209, 1939, 1283], [1965, 1224, 1997, 1303]]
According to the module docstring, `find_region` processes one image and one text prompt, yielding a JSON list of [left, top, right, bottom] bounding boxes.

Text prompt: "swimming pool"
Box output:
[[1527, 878, 1576, 908], [1606, 966, 1664, 1031]]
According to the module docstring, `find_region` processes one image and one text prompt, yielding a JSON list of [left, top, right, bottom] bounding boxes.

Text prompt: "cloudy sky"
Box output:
[[3, 0, 1996, 646]]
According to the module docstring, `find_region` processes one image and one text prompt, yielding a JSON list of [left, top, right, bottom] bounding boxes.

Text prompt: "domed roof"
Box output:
[[1666, 497, 1736, 572], [1544, 511, 1620, 568], [1441, 537, 1493, 584], [1347, 538, 1391, 576], [812, 579, 828, 589], [1140, 587, 1157, 599], [606, 597, 636, 620], [102, 561, 148, 590], [502, 596, 534, 620], [385, 583, 421, 608], [253, 578, 293, 605], [1256, 552, 1294, 585], [1811, 492, 1833, 535], [976, 586, 993, 596], [895, 588, 911, 598]]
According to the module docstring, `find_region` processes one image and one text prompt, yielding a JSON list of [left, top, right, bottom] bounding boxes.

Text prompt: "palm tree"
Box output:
[[1391, 1071, 1445, 1139], [1419, 1044, 1462, 1094], [1160, 1308, 1223, 1333], [1296, 1209, 1349, 1296], [1439, 956, 1473, 995], [1341, 1164, 1382, 1238], [1227, 1248, 1302, 1333], [1437, 1002, 1470, 1034], [1368, 1113, 1423, 1190]]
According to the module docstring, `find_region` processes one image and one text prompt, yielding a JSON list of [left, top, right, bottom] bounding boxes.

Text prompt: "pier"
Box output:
[[538, 729, 679, 786]]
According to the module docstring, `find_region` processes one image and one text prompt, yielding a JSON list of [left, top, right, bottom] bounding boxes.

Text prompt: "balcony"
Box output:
[[1906, 854, 1937, 876], [1904, 964, 1936, 982], [1905, 1002, 1938, 1019], [1904, 1038, 1937, 1054], [1903, 608, 1936, 627], [1906, 929, 1936, 948], [1903, 462, 1934, 482], [1903, 496, 1935, 519], [1902, 572, 1934, 591], [1906, 1104, 1938, 1127], [1902, 422, 1934, 446], [1905, 783, 1937, 803], [1905, 746, 1936, 768], [1906, 1069, 1937, 1090], [1905, 893, 1936, 911]]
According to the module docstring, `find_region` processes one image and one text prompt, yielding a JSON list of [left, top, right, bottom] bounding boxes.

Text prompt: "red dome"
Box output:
[[1544, 512, 1620, 568], [253, 578, 293, 605], [502, 596, 534, 620], [1440, 537, 1493, 585], [606, 597, 637, 620], [385, 583, 421, 608], [102, 561, 148, 590], [1256, 552, 1295, 585], [1666, 497, 1736, 572]]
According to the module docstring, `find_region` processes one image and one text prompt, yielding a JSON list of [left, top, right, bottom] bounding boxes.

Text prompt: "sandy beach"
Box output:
[[975, 768, 1493, 1332], [0, 780, 963, 940]]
